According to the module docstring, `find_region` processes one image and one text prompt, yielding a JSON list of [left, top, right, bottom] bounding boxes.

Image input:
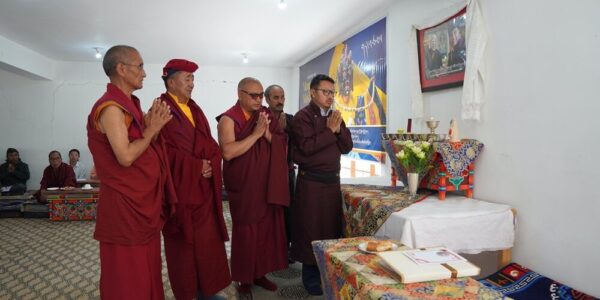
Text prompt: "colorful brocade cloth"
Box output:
[[48, 193, 97, 221], [341, 184, 430, 237], [312, 237, 507, 300]]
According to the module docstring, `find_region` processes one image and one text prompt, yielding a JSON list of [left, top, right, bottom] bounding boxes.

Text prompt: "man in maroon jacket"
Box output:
[[87, 45, 176, 299], [290, 74, 353, 295], [35, 150, 76, 203], [217, 77, 289, 298], [159, 59, 231, 300]]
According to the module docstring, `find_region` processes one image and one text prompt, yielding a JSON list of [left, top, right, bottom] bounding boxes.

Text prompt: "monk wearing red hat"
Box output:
[[159, 59, 231, 300], [87, 45, 176, 299], [217, 77, 289, 298]]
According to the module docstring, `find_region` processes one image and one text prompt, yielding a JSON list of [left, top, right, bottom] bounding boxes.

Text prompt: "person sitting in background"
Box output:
[[68, 148, 88, 180], [35, 150, 76, 203], [0, 148, 30, 195]]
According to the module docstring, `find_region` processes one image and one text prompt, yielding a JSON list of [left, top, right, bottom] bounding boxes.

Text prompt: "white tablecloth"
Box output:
[[375, 195, 515, 254]]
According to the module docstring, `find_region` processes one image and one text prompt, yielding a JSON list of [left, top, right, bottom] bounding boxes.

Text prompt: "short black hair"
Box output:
[[48, 150, 61, 159], [265, 84, 283, 100], [6, 148, 18, 156], [6, 148, 18, 160], [69, 149, 80, 156], [310, 74, 335, 89], [103, 45, 137, 77]]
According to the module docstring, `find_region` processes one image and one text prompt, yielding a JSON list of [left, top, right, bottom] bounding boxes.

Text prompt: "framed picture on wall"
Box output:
[[417, 7, 467, 92]]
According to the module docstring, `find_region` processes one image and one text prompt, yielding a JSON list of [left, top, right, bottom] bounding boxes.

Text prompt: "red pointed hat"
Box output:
[[162, 59, 198, 79]]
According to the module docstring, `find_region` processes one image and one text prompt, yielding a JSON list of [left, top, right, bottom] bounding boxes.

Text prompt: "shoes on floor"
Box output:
[[254, 276, 278, 291], [237, 283, 254, 300], [197, 294, 226, 300], [305, 283, 323, 296], [302, 264, 323, 295]]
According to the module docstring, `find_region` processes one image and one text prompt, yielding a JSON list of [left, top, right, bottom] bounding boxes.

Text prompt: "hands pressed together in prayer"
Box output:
[[277, 113, 287, 130], [326, 110, 343, 134], [252, 111, 272, 142], [144, 98, 173, 138]]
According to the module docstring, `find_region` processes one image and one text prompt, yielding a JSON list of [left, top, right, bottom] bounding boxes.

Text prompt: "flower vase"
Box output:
[[407, 172, 419, 198]]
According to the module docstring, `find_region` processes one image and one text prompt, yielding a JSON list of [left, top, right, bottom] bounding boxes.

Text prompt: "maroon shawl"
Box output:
[[160, 93, 229, 242], [217, 102, 289, 225], [87, 83, 177, 245]]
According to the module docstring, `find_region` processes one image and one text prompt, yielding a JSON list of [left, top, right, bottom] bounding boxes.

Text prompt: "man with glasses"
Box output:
[[34, 150, 76, 203], [87, 45, 176, 299], [158, 59, 231, 300], [217, 77, 290, 298], [290, 74, 353, 295]]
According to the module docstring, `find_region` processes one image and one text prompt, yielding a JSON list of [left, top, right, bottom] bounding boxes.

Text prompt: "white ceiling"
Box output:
[[0, 0, 394, 67]]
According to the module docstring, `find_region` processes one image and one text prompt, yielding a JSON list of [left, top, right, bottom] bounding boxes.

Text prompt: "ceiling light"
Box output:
[[242, 53, 249, 64], [278, 0, 287, 10], [94, 47, 102, 59]]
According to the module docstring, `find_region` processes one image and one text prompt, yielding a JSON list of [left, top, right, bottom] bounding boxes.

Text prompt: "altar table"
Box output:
[[341, 184, 515, 267], [312, 236, 506, 300], [42, 188, 99, 221]]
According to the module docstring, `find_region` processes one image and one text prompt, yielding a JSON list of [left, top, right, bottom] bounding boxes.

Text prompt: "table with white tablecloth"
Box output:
[[375, 195, 515, 266], [341, 184, 515, 267]]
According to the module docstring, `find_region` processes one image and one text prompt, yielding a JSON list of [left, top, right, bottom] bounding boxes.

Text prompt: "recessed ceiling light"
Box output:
[[93, 47, 102, 59], [278, 0, 287, 10], [242, 53, 249, 64]]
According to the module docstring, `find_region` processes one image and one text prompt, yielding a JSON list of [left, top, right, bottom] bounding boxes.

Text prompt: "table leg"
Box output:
[[466, 163, 474, 198], [438, 172, 447, 200], [498, 248, 512, 268]]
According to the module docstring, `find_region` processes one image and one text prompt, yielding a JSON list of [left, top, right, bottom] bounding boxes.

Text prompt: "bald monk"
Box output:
[[159, 59, 231, 300], [217, 77, 289, 298], [34, 150, 77, 203], [87, 45, 176, 299]]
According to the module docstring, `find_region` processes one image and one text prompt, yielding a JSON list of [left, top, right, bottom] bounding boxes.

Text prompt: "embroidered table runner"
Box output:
[[312, 236, 506, 300], [425, 139, 484, 189], [341, 184, 430, 237]]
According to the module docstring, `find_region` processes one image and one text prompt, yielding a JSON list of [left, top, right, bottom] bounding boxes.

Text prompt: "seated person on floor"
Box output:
[[68, 148, 88, 181], [35, 150, 77, 203], [0, 148, 30, 196]]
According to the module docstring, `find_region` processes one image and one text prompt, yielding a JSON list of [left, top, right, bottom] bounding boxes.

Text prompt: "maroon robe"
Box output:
[[87, 83, 177, 299], [217, 102, 289, 283], [160, 93, 231, 298], [290, 101, 353, 264], [34, 163, 77, 200], [40, 163, 76, 189]]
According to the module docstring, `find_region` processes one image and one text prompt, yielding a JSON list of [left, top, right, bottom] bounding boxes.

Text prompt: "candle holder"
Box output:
[[426, 119, 439, 134]]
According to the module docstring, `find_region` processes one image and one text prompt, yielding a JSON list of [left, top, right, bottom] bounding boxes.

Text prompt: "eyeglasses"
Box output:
[[241, 90, 264, 100], [121, 62, 145, 70], [315, 89, 337, 97]]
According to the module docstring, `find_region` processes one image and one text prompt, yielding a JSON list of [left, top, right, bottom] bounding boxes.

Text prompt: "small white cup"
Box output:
[[83, 184, 92, 189]]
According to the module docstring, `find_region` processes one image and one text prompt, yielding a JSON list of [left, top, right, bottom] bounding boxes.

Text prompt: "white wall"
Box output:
[[0, 61, 293, 189], [384, 0, 600, 295]]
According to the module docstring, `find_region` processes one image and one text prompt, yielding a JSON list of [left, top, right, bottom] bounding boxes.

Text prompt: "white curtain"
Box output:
[[409, 0, 488, 121]]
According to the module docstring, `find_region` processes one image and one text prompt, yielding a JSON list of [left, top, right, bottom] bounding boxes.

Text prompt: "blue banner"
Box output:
[[299, 18, 387, 162]]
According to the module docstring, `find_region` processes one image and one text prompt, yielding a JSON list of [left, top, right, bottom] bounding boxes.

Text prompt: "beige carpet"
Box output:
[[0, 202, 324, 300]]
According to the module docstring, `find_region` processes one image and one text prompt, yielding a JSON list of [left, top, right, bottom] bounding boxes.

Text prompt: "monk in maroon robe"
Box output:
[[217, 77, 289, 298], [159, 59, 231, 300], [290, 74, 353, 295], [35, 150, 77, 202], [87, 45, 176, 300]]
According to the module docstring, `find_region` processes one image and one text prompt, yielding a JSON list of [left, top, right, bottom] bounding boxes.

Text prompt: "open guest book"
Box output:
[[377, 247, 480, 283]]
